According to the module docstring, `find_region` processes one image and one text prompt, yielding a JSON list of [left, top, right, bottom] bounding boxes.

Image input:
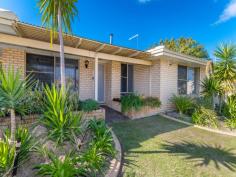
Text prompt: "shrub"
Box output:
[[35, 151, 84, 177], [81, 99, 99, 112], [22, 83, 44, 115], [121, 93, 143, 113], [225, 118, 236, 129], [223, 94, 236, 119], [170, 95, 193, 115], [88, 119, 115, 156], [192, 107, 218, 128], [15, 127, 34, 165], [143, 97, 161, 108], [0, 140, 15, 176], [41, 85, 82, 144]]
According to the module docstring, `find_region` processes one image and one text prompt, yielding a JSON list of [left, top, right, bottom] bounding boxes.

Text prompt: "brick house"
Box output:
[[0, 9, 207, 112]]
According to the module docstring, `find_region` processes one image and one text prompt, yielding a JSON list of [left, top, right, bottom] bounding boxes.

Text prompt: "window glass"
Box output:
[[55, 58, 79, 89], [120, 64, 133, 94], [187, 67, 196, 94], [178, 80, 187, 95], [26, 54, 54, 86], [178, 65, 187, 80], [128, 65, 134, 92], [121, 64, 127, 77]]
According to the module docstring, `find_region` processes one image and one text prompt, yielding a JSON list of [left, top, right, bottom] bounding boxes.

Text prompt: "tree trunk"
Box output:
[[58, 7, 66, 91], [10, 109, 16, 143]]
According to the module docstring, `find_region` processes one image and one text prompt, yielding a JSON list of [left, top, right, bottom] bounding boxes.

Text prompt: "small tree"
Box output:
[[0, 67, 34, 142], [214, 43, 236, 94], [151, 37, 209, 58]]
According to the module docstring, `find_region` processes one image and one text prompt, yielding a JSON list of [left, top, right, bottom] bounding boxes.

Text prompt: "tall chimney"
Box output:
[[109, 33, 113, 45]]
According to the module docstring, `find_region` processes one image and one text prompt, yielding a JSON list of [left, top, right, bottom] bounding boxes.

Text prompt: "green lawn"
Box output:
[[111, 115, 236, 177]]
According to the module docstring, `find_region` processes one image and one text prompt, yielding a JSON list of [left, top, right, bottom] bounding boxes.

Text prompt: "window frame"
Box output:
[[121, 63, 134, 95], [26, 53, 79, 89], [178, 65, 197, 95]]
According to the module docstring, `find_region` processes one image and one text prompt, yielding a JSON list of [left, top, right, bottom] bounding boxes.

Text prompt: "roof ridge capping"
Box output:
[[147, 45, 209, 65]]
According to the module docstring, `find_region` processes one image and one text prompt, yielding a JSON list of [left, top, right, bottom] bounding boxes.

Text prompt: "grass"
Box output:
[[111, 115, 236, 177]]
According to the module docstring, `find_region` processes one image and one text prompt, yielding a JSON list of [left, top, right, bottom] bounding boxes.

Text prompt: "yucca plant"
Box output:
[[201, 76, 222, 110], [170, 95, 193, 116], [35, 151, 83, 177], [223, 94, 236, 119], [41, 85, 82, 144], [0, 66, 34, 142], [0, 140, 16, 176]]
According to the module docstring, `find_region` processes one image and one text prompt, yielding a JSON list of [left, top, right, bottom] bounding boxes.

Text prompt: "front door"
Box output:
[[98, 64, 105, 103]]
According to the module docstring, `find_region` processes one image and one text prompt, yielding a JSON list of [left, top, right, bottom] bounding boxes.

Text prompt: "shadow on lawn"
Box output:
[[130, 141, 236, 171]]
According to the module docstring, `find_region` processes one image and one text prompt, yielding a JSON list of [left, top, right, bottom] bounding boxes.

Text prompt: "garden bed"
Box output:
[[0, 108, 105, 128], [163, 111, 236, 136], [124, 106, 160, 119]]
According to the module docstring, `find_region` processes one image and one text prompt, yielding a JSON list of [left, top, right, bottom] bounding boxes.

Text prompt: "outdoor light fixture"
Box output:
[[85, 60, 89, 68]]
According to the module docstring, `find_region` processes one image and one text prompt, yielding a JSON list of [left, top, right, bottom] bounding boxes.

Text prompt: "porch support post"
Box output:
[[95, 55, 99, 101]]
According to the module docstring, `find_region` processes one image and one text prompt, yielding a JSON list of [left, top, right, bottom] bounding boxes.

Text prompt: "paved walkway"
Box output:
[[101, 105, 128, 123]]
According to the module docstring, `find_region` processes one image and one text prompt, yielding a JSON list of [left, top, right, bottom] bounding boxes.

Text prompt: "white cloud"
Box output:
[[138, 0, 151, 3], [215, 0, 236, 24]]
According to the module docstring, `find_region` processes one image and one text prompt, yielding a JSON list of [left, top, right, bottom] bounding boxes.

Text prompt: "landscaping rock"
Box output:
[[31, 125, 47, 138], [16, 152, 45, 177]]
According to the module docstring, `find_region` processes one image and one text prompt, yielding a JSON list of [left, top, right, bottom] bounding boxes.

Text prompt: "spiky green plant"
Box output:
[[15, 127, 34, 166], [41, 85, 82, 144], [170, 95, 193, 116], [201, 76, 222, 109], [37, 0, 78, 89], [35, 151, 83, 177], [0, 66, 34, 142], [214, 43, 236, 93], [0, 140, 15, 176], [192, 107, 218, 128]]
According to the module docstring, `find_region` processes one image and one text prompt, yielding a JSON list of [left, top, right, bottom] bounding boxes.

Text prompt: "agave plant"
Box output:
[[0, 66, 34, 142], [41, 85, 82, 144]]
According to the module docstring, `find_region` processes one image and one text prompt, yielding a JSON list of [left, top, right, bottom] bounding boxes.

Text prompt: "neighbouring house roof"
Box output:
[[148, 46, 208, 66]]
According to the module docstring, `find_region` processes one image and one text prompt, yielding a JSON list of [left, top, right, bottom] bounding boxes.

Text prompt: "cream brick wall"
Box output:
[[150, 60, 161, 98], [79, 57, 95, 100], [159, 59, 178, 111], [104, 61, 121, 111], [134, 64, 150, 97], [0, 48, 25, 77]]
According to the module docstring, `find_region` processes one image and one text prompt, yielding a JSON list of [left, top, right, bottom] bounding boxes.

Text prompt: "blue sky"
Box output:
[[1, 0, 236, 57]]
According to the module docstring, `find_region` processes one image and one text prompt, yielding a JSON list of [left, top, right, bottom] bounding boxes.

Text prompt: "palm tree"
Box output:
[[201, 76, 222, 110], [214, 43, 236, 94], [37, 0, 78, 90], [0, 67, 34, 142]]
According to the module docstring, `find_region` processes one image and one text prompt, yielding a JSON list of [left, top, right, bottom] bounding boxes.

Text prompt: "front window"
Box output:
[[26, 54, 54, 86], [121, 64, 133, 95], [55, 58, 79, 89], [26, 54, 79, 89], [178, 65, 197, 95]]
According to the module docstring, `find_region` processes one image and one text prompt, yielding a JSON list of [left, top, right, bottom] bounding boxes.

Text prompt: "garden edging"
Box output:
[[105, 129, 122, 177], [160, 113, 236, 137]]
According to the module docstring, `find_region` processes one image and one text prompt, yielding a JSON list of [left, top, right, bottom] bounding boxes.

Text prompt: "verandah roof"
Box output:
[[14, 22, 151, 60]]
